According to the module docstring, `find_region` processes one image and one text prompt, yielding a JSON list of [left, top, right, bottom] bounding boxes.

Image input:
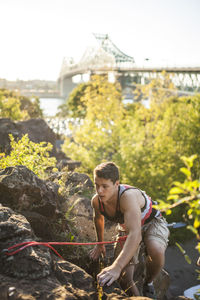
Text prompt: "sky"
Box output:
[[0, 0, 200, 81]]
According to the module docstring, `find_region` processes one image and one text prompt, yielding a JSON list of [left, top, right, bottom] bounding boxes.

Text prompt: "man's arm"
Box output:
[[90, 196, 106, 260], [97, 189, 142, 286]]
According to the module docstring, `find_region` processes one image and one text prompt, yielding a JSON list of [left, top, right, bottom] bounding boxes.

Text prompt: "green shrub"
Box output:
[[0, 134, 57, 178], [155, 155, 200, 264], [0, 89, 43, 120]]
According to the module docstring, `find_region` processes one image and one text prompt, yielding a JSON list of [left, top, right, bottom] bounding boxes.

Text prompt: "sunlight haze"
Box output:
[[0, 0, 200, 81]]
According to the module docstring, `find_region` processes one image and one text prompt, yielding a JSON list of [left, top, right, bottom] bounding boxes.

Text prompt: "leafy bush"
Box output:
[[0, 89, 43, 120], [0, 134, 57, 178], [155, 155, 200, 234], [155, 155, 200, 266]]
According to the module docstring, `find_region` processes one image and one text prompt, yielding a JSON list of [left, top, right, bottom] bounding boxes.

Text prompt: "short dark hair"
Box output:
[[94, 162, 119, 183]]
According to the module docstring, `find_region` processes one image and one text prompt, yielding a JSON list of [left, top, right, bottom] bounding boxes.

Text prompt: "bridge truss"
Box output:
[[93, 33, 135, 66], [58, 34, 200, 98]]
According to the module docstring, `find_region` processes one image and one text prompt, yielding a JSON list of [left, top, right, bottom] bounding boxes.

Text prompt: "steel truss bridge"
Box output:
[[58, 34, 200, 99]]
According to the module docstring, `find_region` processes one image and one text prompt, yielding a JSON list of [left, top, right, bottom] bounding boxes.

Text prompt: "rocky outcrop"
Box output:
[[0, 205, 131, 299], [65, 172, 94, 195], [0, 118, 57, 156], [0, 118, 80, 171], [0, 165, 65, 242], [0, 205, 97, 299], [0, 165, 170, 299], [57, 159, 81, 171], [0, 166, 60, 216]]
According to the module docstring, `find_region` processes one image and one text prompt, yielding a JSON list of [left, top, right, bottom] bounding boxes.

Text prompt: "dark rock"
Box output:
[[21, 211, 55, 240], [57, 159, 81, 171], [0, 205, 51, 280], [0, 117, 81, 172], [0, 205, 97, 299], [16, 118, 58, 155], [0, 118, 20, 154], [0, 165, 60, 217], [0, 205, 138, 299], [65, 172, 94, 194], [0, 118, 57, 156], [0, 166, 68, 241]]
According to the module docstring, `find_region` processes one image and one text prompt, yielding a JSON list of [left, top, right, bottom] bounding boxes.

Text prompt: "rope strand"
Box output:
[[4, 236, 128, 259]]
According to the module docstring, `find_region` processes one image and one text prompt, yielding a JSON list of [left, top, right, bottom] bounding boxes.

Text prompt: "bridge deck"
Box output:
[[59, 66, 200, 80]]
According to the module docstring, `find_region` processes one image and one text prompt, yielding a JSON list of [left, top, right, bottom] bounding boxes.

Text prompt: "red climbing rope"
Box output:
[[4, 236, 128, 260]]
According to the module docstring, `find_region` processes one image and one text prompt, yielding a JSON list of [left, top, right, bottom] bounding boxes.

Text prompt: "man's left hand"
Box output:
[[97, 264, 121, 287]]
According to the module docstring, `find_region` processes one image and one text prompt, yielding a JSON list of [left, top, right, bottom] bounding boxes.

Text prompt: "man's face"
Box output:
[[94, 175, 119, 203]]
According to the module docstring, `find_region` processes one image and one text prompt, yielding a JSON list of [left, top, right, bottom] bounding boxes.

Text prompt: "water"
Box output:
[[40, 97, 150, 117], [39, 97, 65, 117], [39, 97, 149, 136], [39, 97, 71, 136]]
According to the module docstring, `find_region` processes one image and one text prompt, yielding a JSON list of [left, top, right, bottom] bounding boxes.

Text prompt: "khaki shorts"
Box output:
[[114, 216, 169, 266], [142, 216, 169, 249]]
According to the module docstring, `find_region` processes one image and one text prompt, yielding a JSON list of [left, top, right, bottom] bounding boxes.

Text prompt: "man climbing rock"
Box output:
[[89, 162, 169, 298]]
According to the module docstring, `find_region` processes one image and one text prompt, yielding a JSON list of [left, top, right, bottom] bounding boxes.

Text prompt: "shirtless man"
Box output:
[[89, 162, 169, 298]]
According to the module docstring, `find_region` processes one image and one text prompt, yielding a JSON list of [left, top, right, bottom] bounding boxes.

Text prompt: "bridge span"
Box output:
[[58, 34, 200, 99]]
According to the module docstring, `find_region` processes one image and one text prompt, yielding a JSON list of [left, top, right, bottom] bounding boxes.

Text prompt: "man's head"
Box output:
[[94, 162, 120, 202], [94, 162, 119, 184]]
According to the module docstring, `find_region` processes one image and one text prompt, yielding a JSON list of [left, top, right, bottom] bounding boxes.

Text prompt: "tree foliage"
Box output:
[[155, 155, 200, 230], [0, 134, 57, 178], [62, 75, 123, 174], [154, 155, 200, 273], [134, 71, 177, 106], [0, 89, 43, 120], [61, 74, 200, 203], [118, 94, 200, 199], [57, 74, 122, 119], [57, 82, 90, 118]]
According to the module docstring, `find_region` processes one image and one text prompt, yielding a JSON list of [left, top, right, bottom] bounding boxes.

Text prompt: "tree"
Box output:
[[0, 89, 43, 120], [62, 75, 123, 175], [57, 82, 90, 118], [135, 71, 177, 106], [117, 94, 200, 200], [61, 75, 199, 203]]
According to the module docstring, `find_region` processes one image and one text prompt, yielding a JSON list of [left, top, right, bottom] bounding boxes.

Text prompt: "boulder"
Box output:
[[0, 165, 60, 217], [0, 118, 57, 156], [57, 159, 81, 171], [0, 118, 20, 154], [0, 117, 81, 168], [0, 163, 170, 299], [65, 172, 94, 194], [0, 205, 133, 300], [0, 165, 63, 240], [0, 205, 97, 299]]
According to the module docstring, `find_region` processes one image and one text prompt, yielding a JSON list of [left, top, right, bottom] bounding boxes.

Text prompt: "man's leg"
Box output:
[[114, 232, 141, 296], [142, 217, 169, 298], [119, 264, 140, 296], [145, 239, 166, 283]]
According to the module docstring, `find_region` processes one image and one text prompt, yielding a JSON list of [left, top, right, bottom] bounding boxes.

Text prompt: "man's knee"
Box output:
[[145, 239, 166, 263]]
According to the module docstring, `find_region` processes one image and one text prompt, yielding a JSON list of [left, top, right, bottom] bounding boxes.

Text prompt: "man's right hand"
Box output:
[[89, 244, 106, 261]]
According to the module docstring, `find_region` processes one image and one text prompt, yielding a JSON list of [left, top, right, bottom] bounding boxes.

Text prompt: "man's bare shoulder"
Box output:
[[91, 194, 98, 208], [122, 188, 143, 198], [120, 188, 145, 210]]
